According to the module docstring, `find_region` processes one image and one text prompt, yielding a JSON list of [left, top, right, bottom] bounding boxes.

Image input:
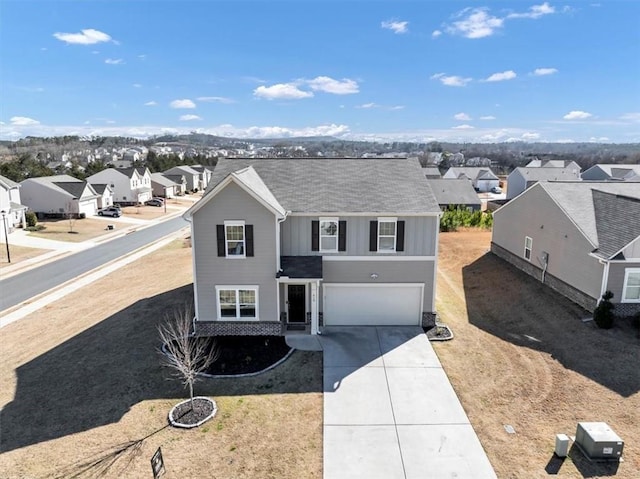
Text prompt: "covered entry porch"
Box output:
[[277, 256, 322, 334]]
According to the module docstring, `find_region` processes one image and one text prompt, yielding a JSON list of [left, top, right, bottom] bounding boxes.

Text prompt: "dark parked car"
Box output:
[[98, 206, 122, 217], [145, 198, 164, 207]]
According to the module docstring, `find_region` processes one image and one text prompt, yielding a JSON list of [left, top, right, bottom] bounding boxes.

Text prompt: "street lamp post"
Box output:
[[1, 210, 10, 263]]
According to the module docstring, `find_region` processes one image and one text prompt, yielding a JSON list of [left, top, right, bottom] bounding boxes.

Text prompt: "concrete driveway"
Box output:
[[320, 326, 496, 479]]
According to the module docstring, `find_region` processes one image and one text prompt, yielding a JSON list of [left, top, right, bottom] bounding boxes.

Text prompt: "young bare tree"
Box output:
[[158, 305, 220, 410]]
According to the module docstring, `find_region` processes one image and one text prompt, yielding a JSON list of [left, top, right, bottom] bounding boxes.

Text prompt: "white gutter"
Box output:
[[598, 259, 610, 304], [276, 210, 290, 273]]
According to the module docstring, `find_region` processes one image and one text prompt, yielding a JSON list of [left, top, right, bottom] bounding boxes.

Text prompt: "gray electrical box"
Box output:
[[575, 422, 624, 460]]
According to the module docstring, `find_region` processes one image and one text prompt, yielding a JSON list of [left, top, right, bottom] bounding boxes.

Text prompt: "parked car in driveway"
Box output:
[[145, 198, 164, 207], [98, 206, 122, 217], [491, 186, 503, 194]]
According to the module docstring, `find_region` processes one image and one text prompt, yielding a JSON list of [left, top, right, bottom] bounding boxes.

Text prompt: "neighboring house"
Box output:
[[164, 165, 200, 192], [163, 174, 187, 195], [20, 175, 100, 217], [422, 166, 442, 179], [0, 175, 28, 236], [492, 181, 640, 317], [183, 158, 441, 336], [91, 184, 115, 209], [427, 179, 481, 211], [151, 173, 178, 198], [86, 167, 153, 205], [525, 159, 581, 172], [581, 164, 640, 182], [506, 167, 581, 200], [442, 167, 500, 192], [191, 164, 215, 191]]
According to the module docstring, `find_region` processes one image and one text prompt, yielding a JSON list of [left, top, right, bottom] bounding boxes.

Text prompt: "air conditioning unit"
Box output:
[[575, 422, 624, 461]]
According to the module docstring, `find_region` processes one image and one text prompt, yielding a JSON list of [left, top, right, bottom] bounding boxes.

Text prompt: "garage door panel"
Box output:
[[324, 284, 422, 326]]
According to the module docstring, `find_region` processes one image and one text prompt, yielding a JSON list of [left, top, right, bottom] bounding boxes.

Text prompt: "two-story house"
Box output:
[[184, 158, 441, 336], [87, 167, 152, 205], [0, 175, 28, 236], [20, 175, 100, 217], [164, 165, 201, 192], [442, 167, 500, 193]]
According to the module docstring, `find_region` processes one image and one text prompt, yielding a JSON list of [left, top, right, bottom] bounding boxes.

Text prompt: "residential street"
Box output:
[[0, 216, 187, 312]]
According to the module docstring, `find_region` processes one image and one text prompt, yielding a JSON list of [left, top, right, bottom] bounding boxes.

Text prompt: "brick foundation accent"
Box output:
[[195, 321, 283, 336], [613, 303, 640, 318], [422, 312, 437, 328], [491, 242, 598, 312]]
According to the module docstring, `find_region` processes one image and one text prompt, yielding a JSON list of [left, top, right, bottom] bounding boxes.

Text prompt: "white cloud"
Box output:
[[144, 101, 157, 106], [452, 124, 474, 130], [389, 105, 405, 110], [431, 73, 472, 87], [480, 115, 496, 120], [381, 20, 409, 34], [179, 115, 201, 121], [589, 136, 609, 142], [132, 83, 142, 88], [454, 112, 471, 121], [10, 116, 40, 126], [620, 112, 640, 121], [254, 83, 313, 100], [507, 2, 555, 19], [484, 70, 517, 82], [170, 99, 196, 109], [521, 132, 540, 140], [432, 30, 442, 38], [446, 8, 504, 39], [105, 58, 124, 65], [53, 28, 113, 45], [533, 67, 558, 76], [307, 76, 359, 95], [563, 110, 592, 120], [357, 103, 378, 109], [197, 96, 235, 104]]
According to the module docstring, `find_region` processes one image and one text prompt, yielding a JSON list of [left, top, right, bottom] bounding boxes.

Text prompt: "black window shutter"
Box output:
[[245, 225, 254, 257], [216, 225, 225, 256], [311, 220, 319, 251], [369, 221, 378, 252], [396, 221, 405, 252], [338, 220, 347, 251]]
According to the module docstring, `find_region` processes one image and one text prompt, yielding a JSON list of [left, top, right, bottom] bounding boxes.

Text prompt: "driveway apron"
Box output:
[[321, 326, 496, 479]]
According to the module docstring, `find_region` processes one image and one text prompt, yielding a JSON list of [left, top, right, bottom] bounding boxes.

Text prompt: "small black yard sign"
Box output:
[[151, 447, 165, 478]]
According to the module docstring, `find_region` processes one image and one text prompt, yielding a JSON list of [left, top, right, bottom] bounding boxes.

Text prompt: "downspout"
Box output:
[[276, 211, 290, 273], [598, 259, 610, 305], [183, 214, 198, 334]]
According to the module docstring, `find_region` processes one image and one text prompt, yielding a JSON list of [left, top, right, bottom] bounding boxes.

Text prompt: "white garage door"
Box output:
[[79, 200, 97, 217], [323, 284, 423, 326]]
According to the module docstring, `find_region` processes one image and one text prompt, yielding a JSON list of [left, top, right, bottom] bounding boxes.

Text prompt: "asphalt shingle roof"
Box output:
[[514, 167, 581, 182], [53, 181, 87, 198], [427, 179, 481, 207], [280, 256, 323, 278], [207, 158, 440, 214]]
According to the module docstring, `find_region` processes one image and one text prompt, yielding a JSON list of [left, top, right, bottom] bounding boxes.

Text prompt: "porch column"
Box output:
[[310, 281, 319, 335]]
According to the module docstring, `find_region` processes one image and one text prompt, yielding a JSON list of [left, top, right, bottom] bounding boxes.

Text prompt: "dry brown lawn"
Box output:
[[0, 239, 322, 479], [0, 244, 49, 270], [435, 230, 640, 478], [27, 218, 120, 243], [121, 205, 173, 220]]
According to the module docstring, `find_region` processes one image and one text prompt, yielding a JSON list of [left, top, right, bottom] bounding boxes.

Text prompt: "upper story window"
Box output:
[[622, 268, 640, 303], [217, 221, 254, 258], [524, 236, 533, 261], [320, 217, 338, 252], [377, 218, 397, 252]]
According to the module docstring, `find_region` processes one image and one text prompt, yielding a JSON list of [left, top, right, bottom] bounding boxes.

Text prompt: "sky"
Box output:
[[1, 0, 639, 143]]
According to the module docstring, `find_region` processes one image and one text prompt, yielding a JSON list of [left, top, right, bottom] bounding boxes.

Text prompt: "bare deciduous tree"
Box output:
[[158, 305, 220, 410]]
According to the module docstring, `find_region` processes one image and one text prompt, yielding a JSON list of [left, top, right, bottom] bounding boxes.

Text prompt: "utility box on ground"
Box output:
[[555, 434, 570, 457], [575, 422, 624, 461]]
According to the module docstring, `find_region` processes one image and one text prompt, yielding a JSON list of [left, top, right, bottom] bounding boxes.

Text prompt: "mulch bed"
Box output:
[[424, 324, 453, 341], [205, 336, 291, 375], [171, 397, 214, 424]]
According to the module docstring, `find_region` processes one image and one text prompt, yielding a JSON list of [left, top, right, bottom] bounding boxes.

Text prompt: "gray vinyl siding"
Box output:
[[20, 182, 75, 214], [192, 182, 277, 322], [321, 259, 435, 312], [493, 184, 603, 301], [281, 215, 438, 256], [506, 171, 526, 199], [622, 238, 640, 259], [607, 262, 640, 303]]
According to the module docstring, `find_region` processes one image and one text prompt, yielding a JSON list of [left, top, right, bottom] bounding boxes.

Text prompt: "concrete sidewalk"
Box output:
[[319, 326, 497, 479]]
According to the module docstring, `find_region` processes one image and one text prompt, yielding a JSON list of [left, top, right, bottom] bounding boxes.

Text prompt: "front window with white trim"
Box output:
[[216, 286, 258, 319], [225, 220, 245, 257], [524, 236, 532, 261], [622, 268, 640, 303], [378, 218, 397, 252], [320, 217, 338, 252]]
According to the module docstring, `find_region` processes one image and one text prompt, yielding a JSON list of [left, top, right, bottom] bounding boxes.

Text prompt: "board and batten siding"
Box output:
[[493, 184, 603, 301], [281, 215, 438, 256], [192, 182, 278, 322], [321, 259, 435, 312], [607, 262, 640, 303]]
